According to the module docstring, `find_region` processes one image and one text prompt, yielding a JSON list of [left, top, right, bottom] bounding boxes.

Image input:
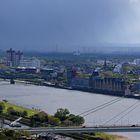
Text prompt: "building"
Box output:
[[6, 48, 16, 67], [67, 68, 77, 85], [15, 51, 23, 67], [121, 62, 130, 74], [90, 77, 125, 95], [133, 59, 140, 65], [70, 77, 90, 89], [113, 64, 122, 73], [6, 48, 23, 67], [19, 58, 40, 68], [134, 83, 140, 93], [40, 68, 55, 80], [41, 68, 54, 75], [15, 67, 37, 74]]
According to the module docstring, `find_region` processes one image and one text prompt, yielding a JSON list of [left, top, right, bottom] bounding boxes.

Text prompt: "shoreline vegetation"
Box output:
[[0, 100, 85, 127], [0, 101, 129, 140]]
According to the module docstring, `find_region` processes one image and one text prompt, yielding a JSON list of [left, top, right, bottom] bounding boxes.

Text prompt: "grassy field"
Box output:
[[1, 101, 38, 117]]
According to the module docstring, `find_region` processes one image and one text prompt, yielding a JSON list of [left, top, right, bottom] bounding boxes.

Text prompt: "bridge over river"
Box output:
[[12, 126, 140, 134]]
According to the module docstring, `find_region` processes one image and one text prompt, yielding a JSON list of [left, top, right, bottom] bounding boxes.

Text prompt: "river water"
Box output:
[[0, 81, 140, 139]]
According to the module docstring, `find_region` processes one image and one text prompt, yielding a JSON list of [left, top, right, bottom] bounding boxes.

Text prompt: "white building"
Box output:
[[19, 58, 40, 68], [133, 59, 140, 65], [113, 64, 122, 73]]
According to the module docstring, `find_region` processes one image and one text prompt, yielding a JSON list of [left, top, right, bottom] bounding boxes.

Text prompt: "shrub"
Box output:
[[48, 116, 60, 126], [68, 114, 85, 126]]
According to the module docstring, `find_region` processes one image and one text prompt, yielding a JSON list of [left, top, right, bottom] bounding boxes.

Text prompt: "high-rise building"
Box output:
[[6, 48, 23, 67], [15, 51, 23, 66], [6, 48, 16, 67]]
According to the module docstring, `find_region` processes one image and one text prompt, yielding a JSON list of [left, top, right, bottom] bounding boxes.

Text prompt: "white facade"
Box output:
[[133, 59, 140, 65], [19, 58, 40, 68], [113, 64, 122, 73]]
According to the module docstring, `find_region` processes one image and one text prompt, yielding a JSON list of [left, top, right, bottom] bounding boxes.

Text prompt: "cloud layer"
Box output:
[[0, 0, 140, 52]]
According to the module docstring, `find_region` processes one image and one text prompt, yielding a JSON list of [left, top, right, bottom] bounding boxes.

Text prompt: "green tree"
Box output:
[[68, 114, 85, 126], [22, 110, 28, 117], [54, 108, 70, 121], [0, 133, 10, 140], [7, 107, 15, 115], [1, 129, 30, 140], [7, 107, 21, 116], [63, 119, 73, 126], [30, 111, 48, 126], [48, 116, 61, 126], [36, 111, 48, 122], [3, 129, 15, 139]]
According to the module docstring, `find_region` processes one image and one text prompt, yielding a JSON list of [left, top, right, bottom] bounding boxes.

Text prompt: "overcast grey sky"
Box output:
[[0, 0, 140, 52]]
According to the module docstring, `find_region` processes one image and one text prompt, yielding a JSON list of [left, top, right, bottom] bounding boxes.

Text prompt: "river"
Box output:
[[0, 81, 140, 139]]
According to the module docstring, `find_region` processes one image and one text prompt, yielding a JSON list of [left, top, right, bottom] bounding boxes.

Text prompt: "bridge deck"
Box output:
[[12, 126, 140, 134]]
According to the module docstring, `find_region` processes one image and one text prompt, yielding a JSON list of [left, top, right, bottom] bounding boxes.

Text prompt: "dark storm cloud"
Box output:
[[0, 0, 139, 52]]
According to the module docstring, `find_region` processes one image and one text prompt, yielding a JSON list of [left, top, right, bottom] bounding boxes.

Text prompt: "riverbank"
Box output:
[[2, 101, 38, 117], [0, 101, 39, 126], [0, 79, 136, 100], [13, 79, 140, 101]]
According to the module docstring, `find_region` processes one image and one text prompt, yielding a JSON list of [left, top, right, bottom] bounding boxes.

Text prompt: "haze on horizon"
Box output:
[[0, 0, 140, 52]]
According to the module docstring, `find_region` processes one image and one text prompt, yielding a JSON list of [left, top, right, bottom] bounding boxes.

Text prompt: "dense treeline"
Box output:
[[30, 108, 84, 127]]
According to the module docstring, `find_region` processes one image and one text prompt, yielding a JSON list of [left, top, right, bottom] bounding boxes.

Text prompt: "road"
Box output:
[[13, 126, 140, 134]]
